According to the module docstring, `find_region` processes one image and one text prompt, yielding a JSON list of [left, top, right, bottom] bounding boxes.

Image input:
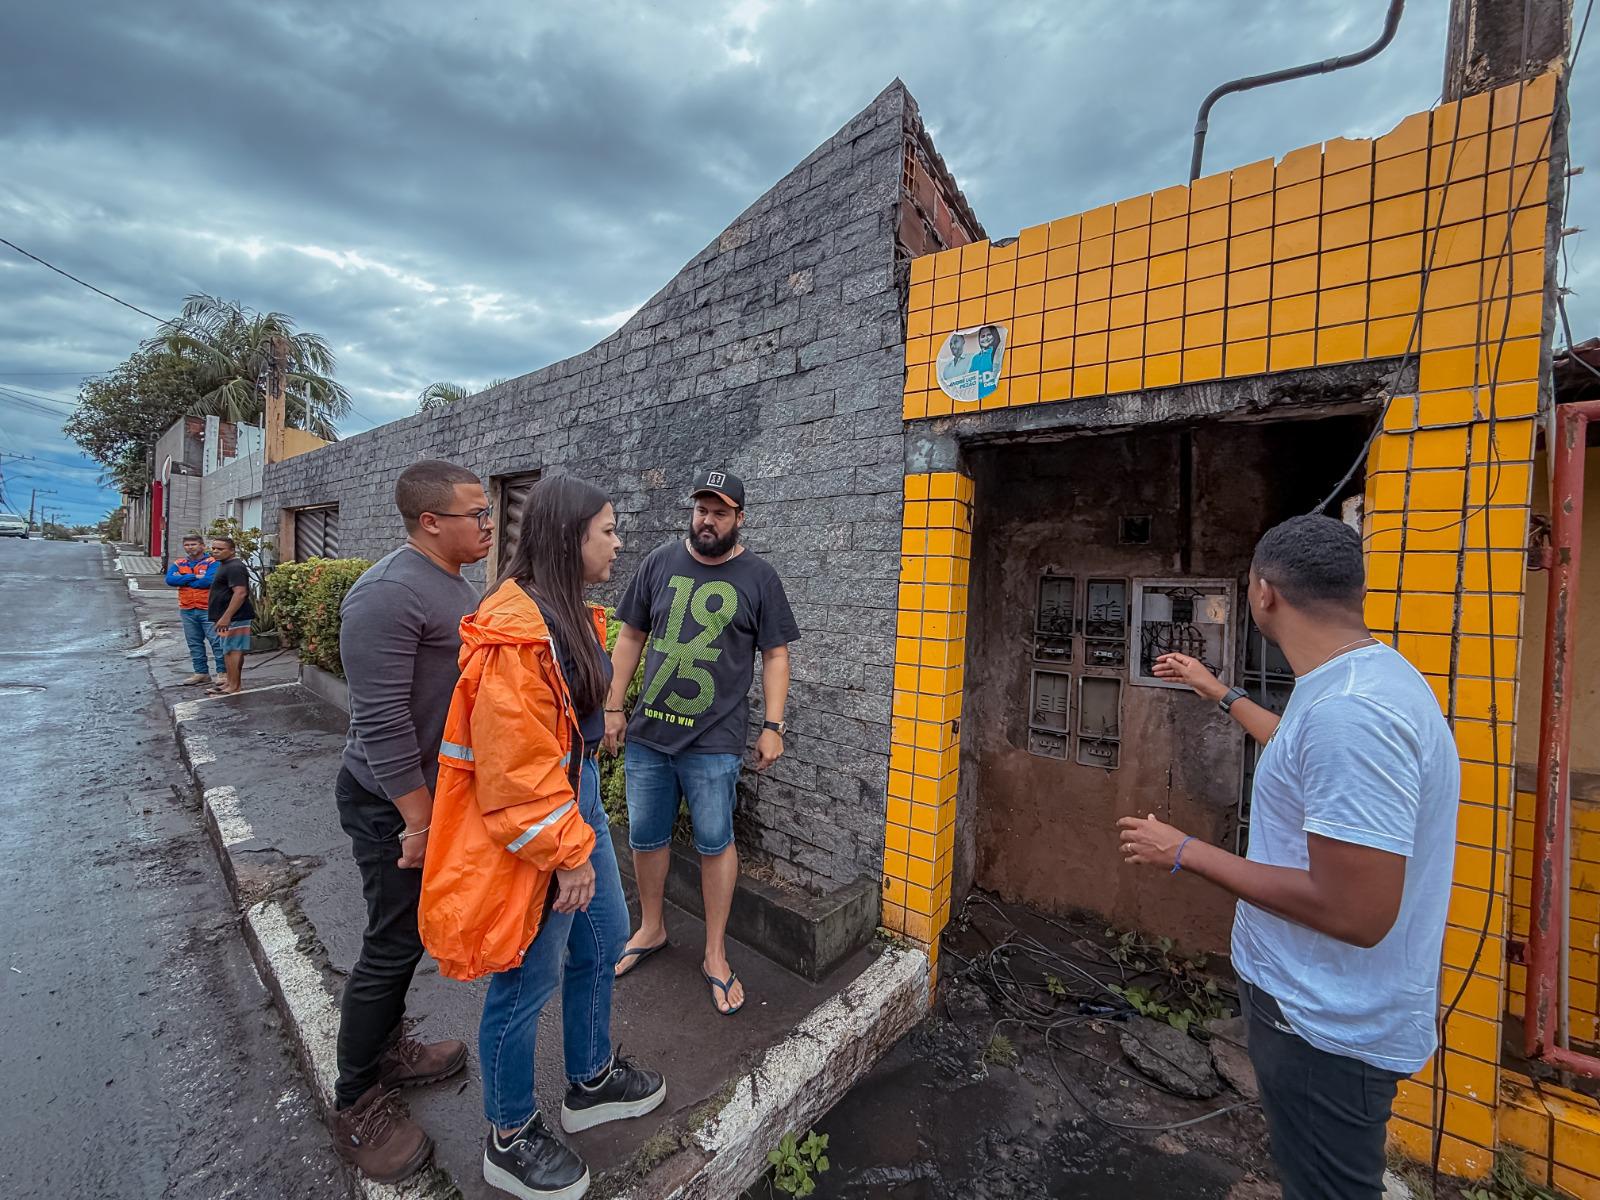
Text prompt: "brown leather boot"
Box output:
[[378, 1034, 469, 1089], [329, 1084, 433, 1182]]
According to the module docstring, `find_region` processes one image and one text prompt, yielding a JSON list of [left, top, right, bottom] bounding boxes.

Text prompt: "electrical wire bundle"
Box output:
[[943, 895, 1259, 1138]]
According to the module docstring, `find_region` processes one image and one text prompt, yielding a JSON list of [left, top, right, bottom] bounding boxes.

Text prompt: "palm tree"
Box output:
[[150, 294, 351, 440], [418, 378, 508, 412]]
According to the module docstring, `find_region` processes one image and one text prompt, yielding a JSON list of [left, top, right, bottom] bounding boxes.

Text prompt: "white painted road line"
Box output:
[[189, 681, 299, 705], [246, 900, 447, 1200], [185, 731, 216, 766], [204, 786, 254, 848]]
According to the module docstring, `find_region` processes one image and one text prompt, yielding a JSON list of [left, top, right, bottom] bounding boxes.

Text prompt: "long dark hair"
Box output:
[[495, 476, 611, 715]]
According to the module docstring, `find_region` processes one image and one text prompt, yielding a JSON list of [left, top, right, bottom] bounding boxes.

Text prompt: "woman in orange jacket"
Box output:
[[420, 477, 665, 1200]]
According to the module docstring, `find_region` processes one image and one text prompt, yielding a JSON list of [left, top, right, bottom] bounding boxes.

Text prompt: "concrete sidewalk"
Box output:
[[117, 550, 927, 1200]]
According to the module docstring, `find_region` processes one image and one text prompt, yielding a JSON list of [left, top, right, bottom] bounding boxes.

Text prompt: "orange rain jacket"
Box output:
[[419, 578, 607, 981]]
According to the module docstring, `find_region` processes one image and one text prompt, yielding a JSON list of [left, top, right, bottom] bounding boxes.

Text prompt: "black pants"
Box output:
[[333, 767, 424, 1108], [1244, 982, 1407, 1200]]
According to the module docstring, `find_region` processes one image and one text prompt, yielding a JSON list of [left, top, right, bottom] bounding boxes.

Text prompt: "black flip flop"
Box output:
[[614, 939, 668, 977], [702, 967, 744, 1016]]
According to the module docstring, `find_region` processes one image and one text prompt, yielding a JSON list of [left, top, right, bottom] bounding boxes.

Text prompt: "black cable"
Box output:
[[1431, 0, 1548, 1183], [0, 384, 72, 407], [1042, 1026, 1258, 1133], [1, 239, 373, 436], [0, 237, 165, 323], [0, 391, 75, 420], [1310, 78, 1483, 517], [1365, 105, 1556, 546], [1190, 0, 1407, 180], [0, 382, 80, 405], [956, 896, 1256, 1134]]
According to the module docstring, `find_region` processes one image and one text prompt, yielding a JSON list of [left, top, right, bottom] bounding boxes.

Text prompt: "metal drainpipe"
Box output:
[[1189, 0, 1407, 181], [1527, 399, 1600, 1076]]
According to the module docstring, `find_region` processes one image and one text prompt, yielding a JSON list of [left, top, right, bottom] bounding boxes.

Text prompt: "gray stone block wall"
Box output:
[[200, 451, 266, 524], [165, 474, 203, 560], [263, 83, 924, 891]]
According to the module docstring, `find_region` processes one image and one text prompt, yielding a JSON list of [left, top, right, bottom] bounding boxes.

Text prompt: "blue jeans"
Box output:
[[179, 607, 224, 674], [624, 742, 742, 855], [478, 758, 629, 1127]]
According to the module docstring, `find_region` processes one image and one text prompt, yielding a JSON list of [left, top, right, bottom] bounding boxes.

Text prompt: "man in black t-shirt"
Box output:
[[604, 470, 799, 1015], [207, 535, 255, 695]]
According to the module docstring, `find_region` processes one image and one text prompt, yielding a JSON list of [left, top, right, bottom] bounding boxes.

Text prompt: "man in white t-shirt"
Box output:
[[1118, 514, 1459, 1199]]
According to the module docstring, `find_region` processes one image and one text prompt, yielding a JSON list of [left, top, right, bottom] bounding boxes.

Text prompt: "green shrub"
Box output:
[[267, 557, 372, 677], [599, 608, 645, 825], [266, 560, 315, 646]]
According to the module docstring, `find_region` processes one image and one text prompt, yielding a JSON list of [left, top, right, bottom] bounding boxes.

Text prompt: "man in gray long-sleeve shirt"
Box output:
[[326, 459, 494, 1184]]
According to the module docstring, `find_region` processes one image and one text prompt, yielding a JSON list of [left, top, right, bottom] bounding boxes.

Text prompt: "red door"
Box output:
[[150, 480, 164, 557]]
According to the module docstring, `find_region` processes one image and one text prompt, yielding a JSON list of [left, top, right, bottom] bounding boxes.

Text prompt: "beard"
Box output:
[[690, 522, 739, 558]]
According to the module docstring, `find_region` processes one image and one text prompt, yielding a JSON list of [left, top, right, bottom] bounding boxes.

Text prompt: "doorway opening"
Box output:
[[957, 409, 1373, 954]]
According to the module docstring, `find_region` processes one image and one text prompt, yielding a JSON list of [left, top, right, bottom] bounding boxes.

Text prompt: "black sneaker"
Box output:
[[482, 1113, 589, 1200], [560, 1051, 667, 1133]]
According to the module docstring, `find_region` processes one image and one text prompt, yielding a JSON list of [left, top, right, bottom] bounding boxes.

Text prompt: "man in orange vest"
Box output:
[[164, 534, 224, 684]]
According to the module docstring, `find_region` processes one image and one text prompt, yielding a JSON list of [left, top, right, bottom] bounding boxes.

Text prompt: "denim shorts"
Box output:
[[624, 741, 742, 855]]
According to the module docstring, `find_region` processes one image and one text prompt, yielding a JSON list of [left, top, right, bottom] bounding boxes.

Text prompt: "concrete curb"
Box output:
[[243, 899, 458, 1200], [299, 660, 350, 712], [651, 943, 929, 1200], [123, 559, 926, 1200]]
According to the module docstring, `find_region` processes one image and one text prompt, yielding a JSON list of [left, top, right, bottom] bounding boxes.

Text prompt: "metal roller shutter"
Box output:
[[495, 472, 541, 565], [293, 505, 339, 561]]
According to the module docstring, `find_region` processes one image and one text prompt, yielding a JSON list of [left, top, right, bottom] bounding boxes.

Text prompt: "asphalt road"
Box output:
[[0, 538, 347, 1199]]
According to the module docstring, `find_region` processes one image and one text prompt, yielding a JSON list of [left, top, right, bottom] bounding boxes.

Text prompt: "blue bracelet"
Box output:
[[1171, 836, 1195, 874]]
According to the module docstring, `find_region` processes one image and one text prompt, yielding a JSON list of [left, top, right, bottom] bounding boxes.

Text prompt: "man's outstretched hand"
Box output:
[[1152, 653, 1228, 702], [1117, 812, 1189, 870]]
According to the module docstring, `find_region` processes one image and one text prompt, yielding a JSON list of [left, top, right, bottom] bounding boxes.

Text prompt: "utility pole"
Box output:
[[264, 334, 288, 466], [29, 487, 56, 529], [0, 450, 38, 515], [1443, 0, 1571, 100]]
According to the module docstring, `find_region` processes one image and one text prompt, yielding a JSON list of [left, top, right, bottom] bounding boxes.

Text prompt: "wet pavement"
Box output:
[[118, 546, 900, 1199], [0, 539, 346, 1199]]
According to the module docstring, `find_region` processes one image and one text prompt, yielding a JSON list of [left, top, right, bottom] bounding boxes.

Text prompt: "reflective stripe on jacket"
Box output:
[[418, 578, 608, 981]]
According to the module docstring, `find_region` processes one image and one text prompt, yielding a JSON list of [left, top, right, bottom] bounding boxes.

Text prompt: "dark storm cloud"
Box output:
[[1, 0, 1595, 523]]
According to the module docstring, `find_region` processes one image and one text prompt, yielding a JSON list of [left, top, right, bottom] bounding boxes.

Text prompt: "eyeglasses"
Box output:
[[431, 504, 495, 530]]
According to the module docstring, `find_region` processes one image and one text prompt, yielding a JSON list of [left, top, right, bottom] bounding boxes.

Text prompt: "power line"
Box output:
[[0, 237, 164, 324], [0, 388, 75, 414], [0, 392, 75, 420], [2, 240, 383, 436], [0, 385, 78, 409]]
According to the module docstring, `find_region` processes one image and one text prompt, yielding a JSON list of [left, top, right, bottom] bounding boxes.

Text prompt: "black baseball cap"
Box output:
[[690, 469, 745, 509]]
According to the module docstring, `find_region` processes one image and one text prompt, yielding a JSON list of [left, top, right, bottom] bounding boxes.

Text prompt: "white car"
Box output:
[[0, 514, 29, 538]]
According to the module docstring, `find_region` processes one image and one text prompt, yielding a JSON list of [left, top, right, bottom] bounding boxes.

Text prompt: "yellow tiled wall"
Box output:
[[882, 472, 972, 963], [1501, 1071, 1600, 1193], [1510, 793, 1600, 1049], [883, 73, 1600, 1184]]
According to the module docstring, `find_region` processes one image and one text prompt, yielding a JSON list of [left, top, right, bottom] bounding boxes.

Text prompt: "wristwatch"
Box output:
[[1218, 687, 1248, 713], [763, 719, 786, 736]]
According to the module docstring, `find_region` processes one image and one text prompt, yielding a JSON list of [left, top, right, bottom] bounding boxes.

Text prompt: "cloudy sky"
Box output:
[[1, 0, 1595, 525]]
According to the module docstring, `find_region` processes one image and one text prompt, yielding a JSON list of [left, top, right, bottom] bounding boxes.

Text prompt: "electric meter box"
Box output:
[[1130, 578, 1237, 688]]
